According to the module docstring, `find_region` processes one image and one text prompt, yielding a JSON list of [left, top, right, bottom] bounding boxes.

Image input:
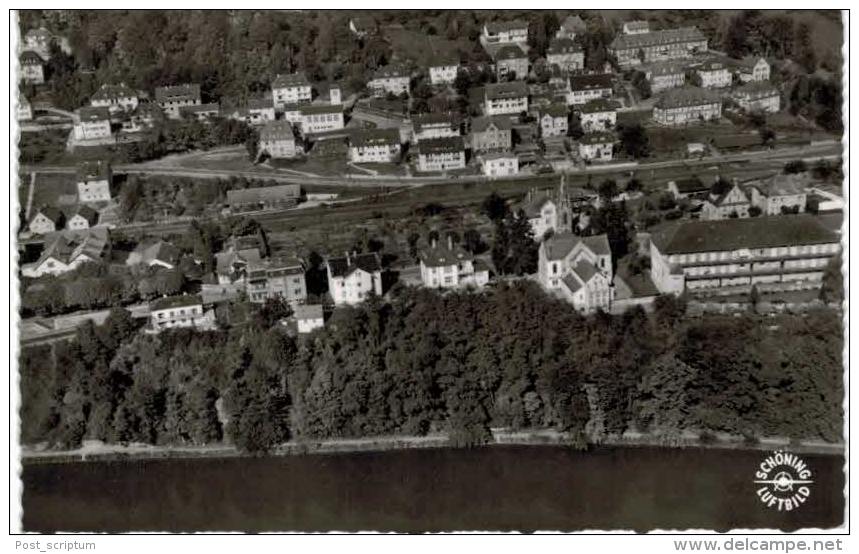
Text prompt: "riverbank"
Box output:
[[19, 427, 844, 465]]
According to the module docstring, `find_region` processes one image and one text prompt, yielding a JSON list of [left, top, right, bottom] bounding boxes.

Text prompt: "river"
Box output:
[[20, 445, 845, 532]]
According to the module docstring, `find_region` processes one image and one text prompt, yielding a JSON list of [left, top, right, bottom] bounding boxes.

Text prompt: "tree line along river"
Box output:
[[21, 445, 845, 532]]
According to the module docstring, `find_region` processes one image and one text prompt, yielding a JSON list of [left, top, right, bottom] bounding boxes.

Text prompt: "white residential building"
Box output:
[[412, 112, 460, 142], [21, 229, 110, 278], [149, 295, 213, 332], [732, 82, 780, 114], [495, 44, 529, 80], [299, 104, 345, 134], [649, 216, 840, 295], [90, 83, 139, 112], [567, 74, 613, 105], [652, 86, 721, 126], [538, 233, 614, 313], [480, 152, 519, 177], [259, 121, 299, 159], [484, 81, 529, 116], [540, 104, 569, 138], [326, 252, 384, 305], [294, 304, 325, 334], [646, 62, 686, 93], [429, 58, 460, 85], [417, 136, 466, 172], [76, 160, 113, 202], [73, 107, 112, 141], [155, 83, 201, 119], [746, 173, 808, 216], [736, 56, 771, 83], [481, 20, 529, 46], [349, 128, 401, 163], [272, 73, 312, 108], [419, 238, 490, 289], [608, 27, 708, 67], [368, 65, 411, 97], [696, 60, 732, 88], [579, 99, 617, 132], [578, 132, 614, 161]]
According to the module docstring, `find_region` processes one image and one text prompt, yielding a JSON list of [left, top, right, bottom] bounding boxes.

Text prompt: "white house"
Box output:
[[623, 20, 650, 35], [652, 86, 721, 126], [272, 73, 312, 108], [417, 136, 466, 172], [66, 206, 99, 230], [746, 173, 808, 216], [90, 83, 139, 112], [73, 107, 112, 141], [326, 252, 384, 305], [481, 20, 529, 47], [579, 99, 617, 132], [76, 160, 113, 202], [294, 304, 325, 334], [28, 207, 65, 235], [429, 57, 460, 85], [646, 62, 686, 93], [736, 56, 770, 83], [696, 60, 732, 89], [349, 128, 401, 163], [155, 83, 201, 119], [368, 65, 411, 97], [495, 44, 529, 80], [126, 239, 182, 269], [480, 152, 519, 177], [547, 38, 585, 73], [21, 229, 110, 278], [412, 112, 460, 142], [484, 81, 529, 116], [299, 104, 345, 134], [259, 121, 299, 159], [701, 181, 751, 220], [732, 82, 780, 114], [419, 237, 489, 289], [149, 294, 214, 332], [538, 233, 614, 313], [540, 104, 569, 138], [19, 51, 45, 84], [567, 74, 613, 105], [578, 132, 615, 161]]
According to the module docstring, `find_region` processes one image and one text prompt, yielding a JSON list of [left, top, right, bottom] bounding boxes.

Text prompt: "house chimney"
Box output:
[[447, 234, 453, 250], [345, 251, 351, 266]]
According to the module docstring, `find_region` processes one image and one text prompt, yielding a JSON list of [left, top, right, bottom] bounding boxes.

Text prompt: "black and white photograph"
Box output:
[[7, 3, 850, 540]]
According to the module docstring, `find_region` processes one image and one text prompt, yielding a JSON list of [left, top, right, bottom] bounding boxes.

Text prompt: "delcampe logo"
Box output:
[[754, 450, 814, 511]]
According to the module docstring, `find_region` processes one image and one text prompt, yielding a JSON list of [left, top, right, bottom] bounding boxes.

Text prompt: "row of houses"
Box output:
[[669, 173, 812, 220]]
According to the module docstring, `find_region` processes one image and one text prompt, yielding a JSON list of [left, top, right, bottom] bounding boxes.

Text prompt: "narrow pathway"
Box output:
[[24, 171, 36, 219]]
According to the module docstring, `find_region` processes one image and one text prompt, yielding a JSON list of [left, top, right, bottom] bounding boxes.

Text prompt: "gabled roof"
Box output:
[[351, 128, 400, 148], [559, 15, 587, 34], [647, 61, 686, 77], [294, 304, 324, 321], [547, 38, 583, 55], [580, 98, 618, 114], [272, 72, 311, 89], [77, 106, 111, 122], [418, 136, 465, 155], [542, 103, 568, 118], [150, 294, 203, 312], [259, 121, 295, 141], [542, 232, 610, 260], [655, 86, 721, 109], [180, 102, 219, 115], [68, 205, 99, 226], [572, 259, 598, 284], [33, 228, 109, 267], [77, 160, 111, 182], [419, 241, 474, 268], [484, 19, 529, 34], [133, 239, 181, 267], [299, 104, 342, 116], [736, 56, 769, 70], [371, 65, 409, 80], [19, 50, 43, 64], [327, 252, 382, 278], [708, 183, 747, 207], [155, 83, 201, 102], [32, 206, 64, 225], [91, 83, 137, 102], [496, 44, 527, 60], [744, 173, 808, 197], [471, 115, 513, 132], [670, 177, 708, 194], [650, 216, 838, 255], [569, 73, 613, 92], [732, 81, 779, 100], [485, 80, 529, 100], [610, 27, 706, 51], [412, 112, 459, 132], [580, 132, 615, 145]]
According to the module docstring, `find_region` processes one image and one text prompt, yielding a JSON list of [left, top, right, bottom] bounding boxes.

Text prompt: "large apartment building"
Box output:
[[349, 128, 402, 163], [272, 73, 313, 108], [609, 27, 708, 67], [416, 136, 467, 172], [652, 86, 721, 126], [155, 83, 201, 119], [484, 81, 529, 115], [648, 216, 840, 296]]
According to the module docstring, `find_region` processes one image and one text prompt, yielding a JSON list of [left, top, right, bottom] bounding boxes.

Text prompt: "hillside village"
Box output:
[[15, 10, 845, 455]]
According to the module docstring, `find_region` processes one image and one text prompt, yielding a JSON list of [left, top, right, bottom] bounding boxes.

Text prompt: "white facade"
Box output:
[[540, 112, 568, 137], [77, 177, 111, 202], [738, 58, 770, 83], [698, 65, 732, 88], [538, 233, 614, 313], [417, 150, 466, 172], [327, 267, 383, 305], [272, 74, 312, 108], [580, 108, 616, 133], [150, 301, 209, 331], [73, 114, 112, 141], [481, 154, 519, 177], [429, 64, 459, 85], [300, 107, 345, 134], [579, 135, 614, 161]]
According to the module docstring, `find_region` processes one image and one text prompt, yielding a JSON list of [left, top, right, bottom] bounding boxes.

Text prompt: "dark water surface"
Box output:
[[21, 445, 845, 532]]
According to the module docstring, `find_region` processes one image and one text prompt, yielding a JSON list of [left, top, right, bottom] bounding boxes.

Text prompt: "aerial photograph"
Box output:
[[10, 7, 847, 536]]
